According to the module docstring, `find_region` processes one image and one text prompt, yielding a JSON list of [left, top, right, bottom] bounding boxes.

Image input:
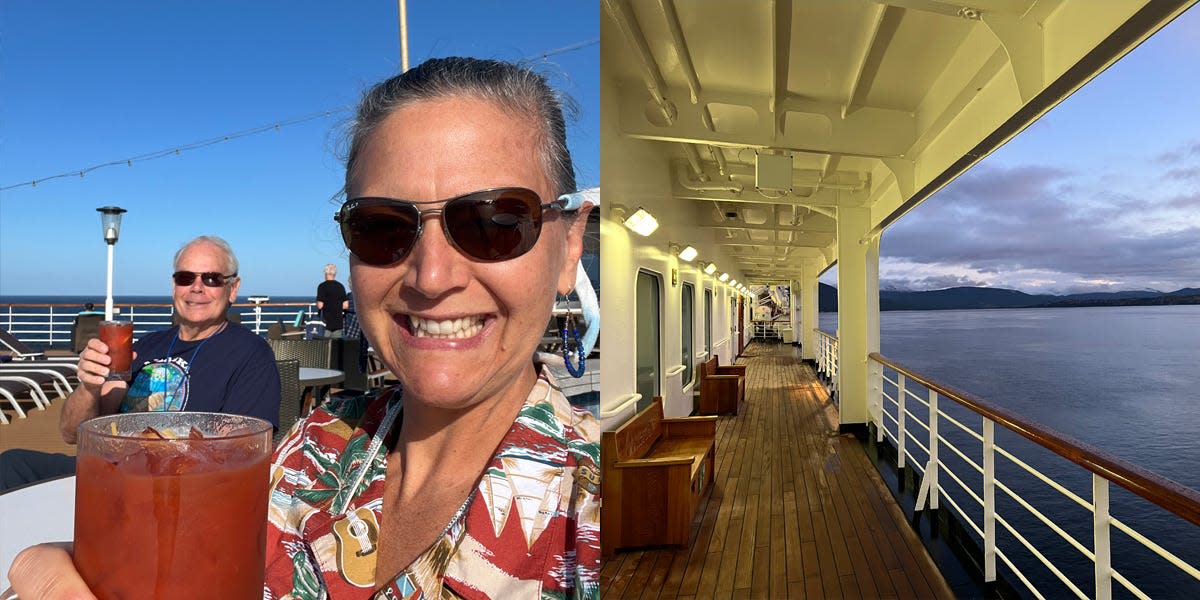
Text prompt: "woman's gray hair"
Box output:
[[344, 57, 577, 199], [174, 235, 239, 275]]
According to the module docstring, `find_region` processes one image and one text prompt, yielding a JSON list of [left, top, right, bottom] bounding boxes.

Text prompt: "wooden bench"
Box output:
[[698, 356, 746, 415], [601, 396, 717, 555]]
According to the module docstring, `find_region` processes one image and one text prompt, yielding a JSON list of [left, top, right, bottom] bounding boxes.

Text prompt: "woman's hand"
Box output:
[[7, 542, 96, 600]]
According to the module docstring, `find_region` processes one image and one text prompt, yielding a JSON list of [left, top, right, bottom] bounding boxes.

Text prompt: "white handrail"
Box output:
[[1, 301, 320, 346], [600, 393, 641, 418], [868, 351, 1200, 598], [665, 364, 687, 377]]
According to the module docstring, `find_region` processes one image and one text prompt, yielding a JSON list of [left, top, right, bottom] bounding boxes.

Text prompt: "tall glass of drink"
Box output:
[[97, 320, 133, 380], [73, 412, 273, 599]]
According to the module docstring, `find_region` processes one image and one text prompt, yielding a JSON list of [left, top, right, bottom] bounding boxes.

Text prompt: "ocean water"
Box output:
[[822, 306, 1200, 599]]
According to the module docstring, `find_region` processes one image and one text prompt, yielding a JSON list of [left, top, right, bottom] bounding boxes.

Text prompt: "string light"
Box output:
[[2, 38, 598, 192]]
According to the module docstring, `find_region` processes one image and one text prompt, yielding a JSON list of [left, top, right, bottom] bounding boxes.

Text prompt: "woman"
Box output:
[[7, 57, 599, 599]]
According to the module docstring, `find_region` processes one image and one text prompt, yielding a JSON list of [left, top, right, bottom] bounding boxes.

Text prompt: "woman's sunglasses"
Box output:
[[335, 187, 578, 266], [172, 271, 238, 287]]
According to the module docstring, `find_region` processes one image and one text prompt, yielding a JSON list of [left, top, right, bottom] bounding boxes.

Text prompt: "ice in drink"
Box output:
[[74, 412, 273, 600], [98, 319, 133, 380]]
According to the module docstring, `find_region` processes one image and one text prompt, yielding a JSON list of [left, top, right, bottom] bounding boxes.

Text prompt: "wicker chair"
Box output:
[[266, 338, 332, 369], [332, 338, 371, 393], [274, 359, 301, 443]]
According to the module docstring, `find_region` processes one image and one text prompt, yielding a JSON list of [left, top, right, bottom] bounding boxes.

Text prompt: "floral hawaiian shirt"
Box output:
[[263, 370, 601, 599]]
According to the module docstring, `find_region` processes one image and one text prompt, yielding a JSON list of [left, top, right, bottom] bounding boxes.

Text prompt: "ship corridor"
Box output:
[[600, 341, 955, 600]]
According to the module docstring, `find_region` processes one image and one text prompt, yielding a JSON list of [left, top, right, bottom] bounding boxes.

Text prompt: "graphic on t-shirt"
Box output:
[[122, 357, 189, 413]]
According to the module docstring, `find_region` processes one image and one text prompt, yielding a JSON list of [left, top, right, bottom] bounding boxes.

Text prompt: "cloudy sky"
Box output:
[[859, 7, 1200, 295]]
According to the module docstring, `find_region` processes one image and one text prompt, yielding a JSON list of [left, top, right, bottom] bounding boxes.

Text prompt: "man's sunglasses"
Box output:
[[335, 187, 582, 266], [172, 271, 238, 287]]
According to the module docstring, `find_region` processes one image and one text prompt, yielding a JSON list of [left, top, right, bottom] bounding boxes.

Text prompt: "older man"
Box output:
[[0, 235, 280, 491]]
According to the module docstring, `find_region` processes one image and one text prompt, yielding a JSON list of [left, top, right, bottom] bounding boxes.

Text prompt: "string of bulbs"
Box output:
[[2, 38, 598, 192]]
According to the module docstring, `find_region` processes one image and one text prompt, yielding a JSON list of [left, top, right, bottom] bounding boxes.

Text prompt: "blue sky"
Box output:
[[0, 1, 598, 297], [824, 6, 1200, 295]]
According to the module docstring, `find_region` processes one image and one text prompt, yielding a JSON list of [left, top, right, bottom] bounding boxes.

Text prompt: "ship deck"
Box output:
[[600, 342, 956, 600]]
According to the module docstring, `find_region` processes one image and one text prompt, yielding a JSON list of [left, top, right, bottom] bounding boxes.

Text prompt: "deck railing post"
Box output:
[[897, 374, 907, 469], [1093, 474, 1112, 600], [983, 418, 996, 582], [928, 389, 939, 510], [872, 361, 883, 442], [48, 305, 56, 347]]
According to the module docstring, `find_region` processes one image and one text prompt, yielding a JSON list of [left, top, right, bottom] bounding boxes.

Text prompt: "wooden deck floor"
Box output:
[[0, 393, 76, 456], [600, 342, 955, 600]]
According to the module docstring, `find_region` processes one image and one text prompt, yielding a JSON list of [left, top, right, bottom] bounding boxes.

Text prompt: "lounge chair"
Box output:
[[0, 375, 51, 419], [0, 329, 79, 362], [0, 365, 74, 398]]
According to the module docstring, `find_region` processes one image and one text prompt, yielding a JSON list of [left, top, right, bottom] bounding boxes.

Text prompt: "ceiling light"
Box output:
[[703, 262, 717, 275], [677, 245, 698, 262], [719, 272, 730, 282]]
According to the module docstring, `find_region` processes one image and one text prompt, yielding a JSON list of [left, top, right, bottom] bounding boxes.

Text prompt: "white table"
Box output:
[[0, 475, 75, 590], [297, 367, 345, 413], [298, 367, 345, 388]]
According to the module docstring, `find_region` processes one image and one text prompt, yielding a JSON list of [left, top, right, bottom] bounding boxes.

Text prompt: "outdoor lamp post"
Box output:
[[96, 206, 127, 320]]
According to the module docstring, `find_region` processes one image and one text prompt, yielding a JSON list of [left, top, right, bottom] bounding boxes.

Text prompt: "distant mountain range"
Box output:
[[817, 284, 1200, 312]]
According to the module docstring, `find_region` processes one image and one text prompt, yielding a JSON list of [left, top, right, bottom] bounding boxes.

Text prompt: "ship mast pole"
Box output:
[[398, 0, 409, 72]]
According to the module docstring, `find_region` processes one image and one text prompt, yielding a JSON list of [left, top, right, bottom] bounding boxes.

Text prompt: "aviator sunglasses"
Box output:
[[335, 186, 583, 266], [172, 271, 238, 287]]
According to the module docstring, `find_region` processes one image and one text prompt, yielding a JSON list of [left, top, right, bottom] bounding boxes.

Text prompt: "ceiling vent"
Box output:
[[755, 152, 793, 193]]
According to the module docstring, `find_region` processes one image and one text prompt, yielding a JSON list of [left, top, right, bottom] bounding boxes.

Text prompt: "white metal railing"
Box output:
[[868, 351, 1200, 600], [813, 328, 839, 404], [1, 302, 318, 348]]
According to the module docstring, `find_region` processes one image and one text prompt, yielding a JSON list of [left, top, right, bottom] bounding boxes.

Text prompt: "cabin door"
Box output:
[[737, 297, 745, 355]]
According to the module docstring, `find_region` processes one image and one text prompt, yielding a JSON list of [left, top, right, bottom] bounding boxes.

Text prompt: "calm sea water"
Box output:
[[822, 306, 1200, 598]]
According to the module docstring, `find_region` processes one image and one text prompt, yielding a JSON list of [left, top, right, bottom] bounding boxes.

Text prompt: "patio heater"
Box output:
[[96, 206, 127, 320]]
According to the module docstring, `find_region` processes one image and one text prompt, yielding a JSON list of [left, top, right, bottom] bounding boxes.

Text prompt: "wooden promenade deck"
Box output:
[[600, 342, 955, 600]]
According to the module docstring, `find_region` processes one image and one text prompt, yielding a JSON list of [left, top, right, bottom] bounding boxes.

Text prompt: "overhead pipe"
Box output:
[[603, 0, 677, 123], [808, 205, 837, 219], [709, 145, 729, 177], [657, 0, 701, 104], [681, 144, 708, 181], [677, 164, 743, 193]]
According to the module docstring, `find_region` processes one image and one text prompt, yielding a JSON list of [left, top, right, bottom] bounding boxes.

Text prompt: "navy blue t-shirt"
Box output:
[[119, 322, 281, 428]]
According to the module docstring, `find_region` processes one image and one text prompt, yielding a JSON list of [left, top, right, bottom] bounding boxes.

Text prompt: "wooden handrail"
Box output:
[[869, 352, 1200, 528], [814, 328, 837, 341]]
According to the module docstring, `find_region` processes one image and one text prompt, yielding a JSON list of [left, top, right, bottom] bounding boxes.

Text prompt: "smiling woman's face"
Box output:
[[347, 95, 588, 410]]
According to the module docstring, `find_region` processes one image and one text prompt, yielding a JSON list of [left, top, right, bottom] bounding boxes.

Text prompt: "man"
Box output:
[[0, 235, 281, 491], [315, 263, 349, 338]]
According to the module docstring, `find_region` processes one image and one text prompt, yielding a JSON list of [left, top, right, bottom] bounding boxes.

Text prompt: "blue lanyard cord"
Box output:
[[159, 322, 227, 406]]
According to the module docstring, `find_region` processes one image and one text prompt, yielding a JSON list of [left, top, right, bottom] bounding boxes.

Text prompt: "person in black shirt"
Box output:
[[316, 263, 349, 338]]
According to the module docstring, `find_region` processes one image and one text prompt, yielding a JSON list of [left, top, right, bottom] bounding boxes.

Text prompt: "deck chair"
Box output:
[[267, 338, 333, 410], [0, 329, 78, 362], [274, 359, 301, 444], [0, 364, 74, 398], [267, 338, 332, 369], [0, 376, 51, 419], [71, 313, 104, 353]]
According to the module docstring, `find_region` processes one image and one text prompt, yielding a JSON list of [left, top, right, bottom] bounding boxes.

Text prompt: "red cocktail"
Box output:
[[74, 412, 273, 599], [97, 319, 133, 380]]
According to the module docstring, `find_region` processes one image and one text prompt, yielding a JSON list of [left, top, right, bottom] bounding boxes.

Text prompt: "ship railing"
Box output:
[[0, 302, 319, 348], [813, 328, 839, 404], [868, 351, 1200, 600]]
